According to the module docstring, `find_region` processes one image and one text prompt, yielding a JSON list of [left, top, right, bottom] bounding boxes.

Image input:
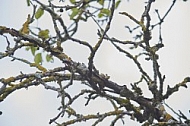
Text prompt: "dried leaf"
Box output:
[[20, 14, 30, 34]]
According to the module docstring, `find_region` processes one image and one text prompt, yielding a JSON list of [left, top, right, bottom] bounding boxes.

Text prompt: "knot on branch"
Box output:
[[120, 85, 134, 98]]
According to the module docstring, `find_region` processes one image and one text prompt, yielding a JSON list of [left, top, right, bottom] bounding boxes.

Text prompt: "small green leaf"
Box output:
[[34, 53, 42, 64], [115, 0, 121, 9], [84, 0, 89, 2], [25, 46, 30, 51], [69, 0, 76, 4], [98, 8, 111, 18], [25, 46, 37, 56], [26, 0, 30, 6], [46, 54, 54, 63], [31, 46, 37, 56], [98, 13, 104, 18], [101, 8, 110, 16], [38, 29, 49, 40], [70, 8, 79, 19], [35, 7, 44, 19], [98, 0, 104, 5]]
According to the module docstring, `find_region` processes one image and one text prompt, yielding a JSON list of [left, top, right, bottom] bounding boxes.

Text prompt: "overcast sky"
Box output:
[[0, 0, 190, 126]]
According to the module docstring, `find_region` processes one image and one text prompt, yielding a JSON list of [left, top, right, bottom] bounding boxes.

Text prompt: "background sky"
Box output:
[[0, 0, 190, 126]]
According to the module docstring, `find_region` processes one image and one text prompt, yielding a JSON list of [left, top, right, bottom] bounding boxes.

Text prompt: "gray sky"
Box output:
[[0, 0, 190, 126]]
